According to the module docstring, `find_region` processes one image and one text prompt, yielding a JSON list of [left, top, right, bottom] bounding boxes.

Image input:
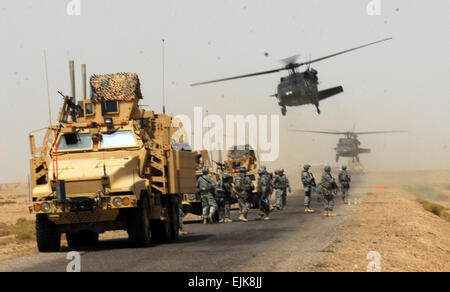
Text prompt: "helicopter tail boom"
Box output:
[[319, 86, 344, 101]]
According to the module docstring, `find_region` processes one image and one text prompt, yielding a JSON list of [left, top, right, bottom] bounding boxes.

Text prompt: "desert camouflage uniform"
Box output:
[[338, 168, 351, 203], [301, 166, 315, 209], [216, 174, 233, 222], [196, 173, 218, 219], [257, 168, 273, 219], [235, 171, 254, 218], [320, 168, 338, 213], [274, 170, 291, 209]]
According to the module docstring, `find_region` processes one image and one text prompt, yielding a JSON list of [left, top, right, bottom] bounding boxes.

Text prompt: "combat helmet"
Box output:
[[324, 165, 331, 173], [202, 167, 209, 175], [304, 164, 311, 170], [342, 165, 347, 170]]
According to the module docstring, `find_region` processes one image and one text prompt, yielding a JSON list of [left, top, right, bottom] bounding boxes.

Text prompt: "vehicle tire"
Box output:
[[169, 196, 180, 241], [67, 232, 99, 247], [36, 214, 61, 252], [150, 218, 170, 243], [126, 193, 151, 247]]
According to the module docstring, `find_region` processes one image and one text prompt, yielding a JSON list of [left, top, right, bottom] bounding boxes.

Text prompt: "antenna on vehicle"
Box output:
[[162, 39, 166, 114], [43, 50, 52, 125], [69, 60, 76, 103], [81, 64, 87, 100]]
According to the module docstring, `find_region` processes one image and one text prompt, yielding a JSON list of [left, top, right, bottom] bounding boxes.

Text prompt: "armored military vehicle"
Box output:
[[28, 62, 197, 251], [219, 145, 261, 208]]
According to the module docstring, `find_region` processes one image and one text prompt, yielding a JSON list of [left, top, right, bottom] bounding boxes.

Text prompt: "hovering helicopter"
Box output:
[[191, 38, 392, 116], [289, 128, 406, 162]]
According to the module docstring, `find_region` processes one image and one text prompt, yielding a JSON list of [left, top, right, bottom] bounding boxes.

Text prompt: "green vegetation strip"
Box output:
[[418, 199, 450, 222], [0, 218, 35, 243]]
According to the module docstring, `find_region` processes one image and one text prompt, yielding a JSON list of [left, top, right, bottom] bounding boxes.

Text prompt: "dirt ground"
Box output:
[[311, 171, 450, 272]]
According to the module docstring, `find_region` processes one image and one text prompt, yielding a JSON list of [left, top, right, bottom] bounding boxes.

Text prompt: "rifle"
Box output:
[[213, 160, 226, 172], [58, 91, 83, 122]]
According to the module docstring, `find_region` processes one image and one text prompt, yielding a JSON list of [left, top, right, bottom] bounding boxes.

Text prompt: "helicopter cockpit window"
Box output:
[[57, 133, 92, 151]]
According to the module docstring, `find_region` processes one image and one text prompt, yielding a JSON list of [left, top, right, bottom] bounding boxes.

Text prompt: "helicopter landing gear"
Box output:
[[281, 106, 287, 116], [315, 104, 321, 114]]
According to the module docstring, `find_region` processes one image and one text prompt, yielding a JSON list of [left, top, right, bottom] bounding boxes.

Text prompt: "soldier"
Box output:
[[196, 167, 218, 224], [216, 173, 234, 223], [301, 164, 316, 213], [320, 166, 338, 217], [273, 168, 291, 210], [234, 166, 254, 222], [257, 166, 273, 220], [338, 165, 351, 204]]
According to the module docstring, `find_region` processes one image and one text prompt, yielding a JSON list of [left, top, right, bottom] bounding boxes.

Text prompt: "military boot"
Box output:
[[218, 218, 225, 223], [238, 214, 248, 222], [344, 198, 349, 205], [323, 211, 329, 217], [263, 216, 270, 221], [225, 218, 233, 223], [307, 208, 315, 213], [203, 218, 208, 224], [179, 228, 188, 236], [328, 211, 336, 217]]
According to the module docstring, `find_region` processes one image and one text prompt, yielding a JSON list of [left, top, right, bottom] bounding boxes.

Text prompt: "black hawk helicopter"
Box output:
[[289, 128, 406, 162], [191, 38, 392, 116]]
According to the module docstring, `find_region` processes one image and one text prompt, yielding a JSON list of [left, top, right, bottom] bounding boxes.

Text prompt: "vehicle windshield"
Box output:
[[57, 133, 92, 151], [100, 130, 137, 148]]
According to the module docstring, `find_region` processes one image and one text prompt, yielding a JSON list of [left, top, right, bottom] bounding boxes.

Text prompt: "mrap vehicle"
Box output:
[[28, 63, 197, 251]]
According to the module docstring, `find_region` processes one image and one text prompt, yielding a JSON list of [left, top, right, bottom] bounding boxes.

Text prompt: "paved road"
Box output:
[[3, 180, 368, 272]]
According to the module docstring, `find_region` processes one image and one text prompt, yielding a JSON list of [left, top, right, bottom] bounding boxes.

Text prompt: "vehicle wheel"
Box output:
[[36, 214, 61, 252], [126, 193, 151, 247], [150, 218, 170, 243], [169, 196, 180, 241], [67, 231, 99, 247]]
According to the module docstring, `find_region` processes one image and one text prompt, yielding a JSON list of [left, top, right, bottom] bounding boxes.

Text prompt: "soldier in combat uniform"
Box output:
[[216, 173, 234, 223], [196, 167, 218, 224], [301, 164, 316, 213], [235, 166, 254, 222], [338, 165, 351, 204], [257, 166, 273, 220], [320, 166, 338, 217], [273, 169, 291, 210]]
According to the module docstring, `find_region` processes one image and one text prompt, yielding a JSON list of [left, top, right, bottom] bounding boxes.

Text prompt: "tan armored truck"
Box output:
[[181, 150, 220, 219], [28, 67, 197, 251], [218, 145, 261, 208]]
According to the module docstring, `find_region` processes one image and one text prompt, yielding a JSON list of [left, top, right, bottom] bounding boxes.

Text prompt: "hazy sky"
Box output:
[[0, 0, 449, 183]]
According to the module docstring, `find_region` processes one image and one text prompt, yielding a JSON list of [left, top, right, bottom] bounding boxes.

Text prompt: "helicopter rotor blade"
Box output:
[[191, 67, 284, 86], [297, 37, 392, 67], [289, 129, 348, 135], [353, 130, 407, 135]]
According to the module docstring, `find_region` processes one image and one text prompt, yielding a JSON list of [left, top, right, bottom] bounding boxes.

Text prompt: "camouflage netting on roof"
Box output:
[[90, 73, 142, 101]]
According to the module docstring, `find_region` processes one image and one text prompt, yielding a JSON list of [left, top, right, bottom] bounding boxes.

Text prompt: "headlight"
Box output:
[[41, 202, 51, 212], [112, 197, 123, 207]]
